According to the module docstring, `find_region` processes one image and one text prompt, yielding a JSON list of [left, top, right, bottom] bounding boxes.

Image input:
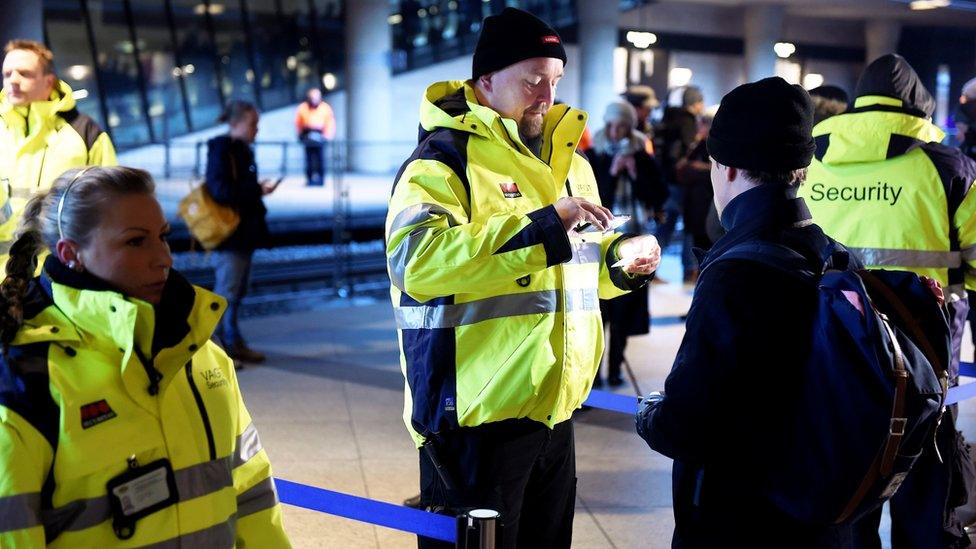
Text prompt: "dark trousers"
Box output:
[[304, 142, 325, 186], [600, 319, 625, 382], [852, 414, 969, 549], [418, 418, 577, 549]]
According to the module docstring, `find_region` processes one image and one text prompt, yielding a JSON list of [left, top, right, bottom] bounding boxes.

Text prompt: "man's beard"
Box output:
[[518, 110, 545, 140]]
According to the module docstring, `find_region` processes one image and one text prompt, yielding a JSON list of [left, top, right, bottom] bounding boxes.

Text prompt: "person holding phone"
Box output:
[[205, 100, 277, 364]]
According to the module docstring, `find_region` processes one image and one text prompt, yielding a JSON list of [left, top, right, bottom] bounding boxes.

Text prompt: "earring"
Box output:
[[66, 260, 76, 269]]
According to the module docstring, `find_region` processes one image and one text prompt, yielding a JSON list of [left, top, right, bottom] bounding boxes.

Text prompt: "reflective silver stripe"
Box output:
[[0, 239, 12, 256], [9, 187, 33, 200], [394, 290, 559, 329], [389, 203, 456, 234], [571, 242, 601, 264], [388, 227, 429, 292], [388, 204, 459, 292], [44, 495, 110, 535], [0, 199, 13, 226], [236, 477, 279, 518], [136, 515, 237, 549], [0, 492, 41, 532], [233, 423, 262, 469], [564, 288, 600, 312], [849, 247, 961, 269], [44, 458, 234, 535], [176, 458, 234, 501], [962, 245, 976, 263], [10, 187, 34, 200]]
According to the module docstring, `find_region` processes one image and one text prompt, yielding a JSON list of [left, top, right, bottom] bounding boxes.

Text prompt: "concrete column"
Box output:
[[577, 0, 619, 122], [345, 0, 393, 173], [743, 5, 784, 83], [865, 20, 901, 64], [0, 0, 43, 47]]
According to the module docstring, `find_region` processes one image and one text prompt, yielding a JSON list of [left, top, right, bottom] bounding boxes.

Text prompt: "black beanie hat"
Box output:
[[706, 77, 815, 172], [472, 8, 567, 80]]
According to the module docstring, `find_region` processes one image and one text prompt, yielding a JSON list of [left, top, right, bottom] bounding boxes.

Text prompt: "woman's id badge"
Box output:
[[106, 458, 178, 539]]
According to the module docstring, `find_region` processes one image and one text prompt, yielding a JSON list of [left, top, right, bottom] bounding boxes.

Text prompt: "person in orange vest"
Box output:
[[295, 88, 336, 187]]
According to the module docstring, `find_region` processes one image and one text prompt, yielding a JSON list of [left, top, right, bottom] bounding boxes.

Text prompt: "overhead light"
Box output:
[[322, 72, 337, 90], [417, 8, 427, 18], [183, 63, 195, 75], [774, 42, 796, 59], [803, 73, 825, 90], [72, 88, 89, 100], [286, 56, 298, 70], [193, 3, 225, 15], [66, 64, 90, 81], [910, 0, 950, 10], [626, 31, 657, 49], [669, 67, 693, 88], [388, 14, 403, 25]]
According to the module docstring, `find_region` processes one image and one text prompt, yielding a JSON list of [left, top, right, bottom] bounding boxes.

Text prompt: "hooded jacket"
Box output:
[[0, 258, 289, 547], [387, 80, 644, 446], [799, 54, 976, 373], [0, 80, 117, 256]]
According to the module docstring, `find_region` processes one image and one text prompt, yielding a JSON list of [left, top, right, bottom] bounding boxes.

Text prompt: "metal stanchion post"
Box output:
[[280, 142, 288, 178], [194, 141, 202, 180], [163, 141, 171, 180], [332, 141, 350, 297], [456, 509, 499, 549]]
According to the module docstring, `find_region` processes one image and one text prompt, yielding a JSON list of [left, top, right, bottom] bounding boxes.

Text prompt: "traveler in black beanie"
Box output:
[[636, 77, 860, 546], [387, 6, 662, 549]]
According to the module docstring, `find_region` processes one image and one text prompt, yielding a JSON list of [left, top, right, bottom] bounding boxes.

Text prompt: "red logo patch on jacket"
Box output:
[[81, 400, 117, 429], [499, 182, 522, 198], [541, 35, 561, 44]]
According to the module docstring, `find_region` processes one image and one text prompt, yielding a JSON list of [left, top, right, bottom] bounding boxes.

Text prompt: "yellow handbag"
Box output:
[[178, 182, 240, 250]]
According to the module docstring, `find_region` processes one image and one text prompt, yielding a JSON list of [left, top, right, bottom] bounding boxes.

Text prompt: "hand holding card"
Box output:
[[612, 235, 662, 275]]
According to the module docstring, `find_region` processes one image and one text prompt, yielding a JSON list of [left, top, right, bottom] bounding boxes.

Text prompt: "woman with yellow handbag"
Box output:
[[205, 101, 277, 363]]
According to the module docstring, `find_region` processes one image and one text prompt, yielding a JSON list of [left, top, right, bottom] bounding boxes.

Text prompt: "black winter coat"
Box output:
[[637, 183, 858, 547], [205, 135, 271, 251]]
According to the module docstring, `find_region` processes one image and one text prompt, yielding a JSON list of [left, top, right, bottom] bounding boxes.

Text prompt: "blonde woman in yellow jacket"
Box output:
[[0, 167, 289, 547]]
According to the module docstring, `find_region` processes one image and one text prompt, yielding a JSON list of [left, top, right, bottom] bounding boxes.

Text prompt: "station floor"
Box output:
[[232, 252, 976, 548]]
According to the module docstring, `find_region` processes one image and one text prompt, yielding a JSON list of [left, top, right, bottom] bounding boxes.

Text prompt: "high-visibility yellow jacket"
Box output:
[[0, 258, 290, 547], [0, 80, 116, 256], [387, 80, 643, 447], [802, 100, 976, 295]]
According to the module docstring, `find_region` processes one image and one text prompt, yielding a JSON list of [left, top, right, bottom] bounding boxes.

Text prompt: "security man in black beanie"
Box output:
[[636, 77, 859, 546], [385, 7, 662, 548]]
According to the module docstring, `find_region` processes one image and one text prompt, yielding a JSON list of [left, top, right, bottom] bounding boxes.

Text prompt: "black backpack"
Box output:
[[710, 241, 949, 524]]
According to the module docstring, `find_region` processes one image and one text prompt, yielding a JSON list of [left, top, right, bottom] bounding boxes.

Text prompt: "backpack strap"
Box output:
[[836, 310, 909, 524], [702, 240, 848, 285]]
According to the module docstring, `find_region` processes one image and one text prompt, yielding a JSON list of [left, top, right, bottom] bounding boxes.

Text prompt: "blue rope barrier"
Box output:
[[275, 478, 456, 542], [583, 389, 639, 414], [274, 368, 976, 540]]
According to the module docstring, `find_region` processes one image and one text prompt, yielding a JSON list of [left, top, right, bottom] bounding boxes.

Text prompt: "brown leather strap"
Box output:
[[878, 312, 909, 477], [835, 311, 908, 523]]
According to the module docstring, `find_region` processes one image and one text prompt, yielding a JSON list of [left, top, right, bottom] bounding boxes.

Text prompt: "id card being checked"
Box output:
[[575, 215, 631, 234]]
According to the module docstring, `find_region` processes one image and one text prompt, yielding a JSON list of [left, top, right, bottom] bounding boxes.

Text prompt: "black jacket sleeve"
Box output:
[[205, 137, 239, 205]]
